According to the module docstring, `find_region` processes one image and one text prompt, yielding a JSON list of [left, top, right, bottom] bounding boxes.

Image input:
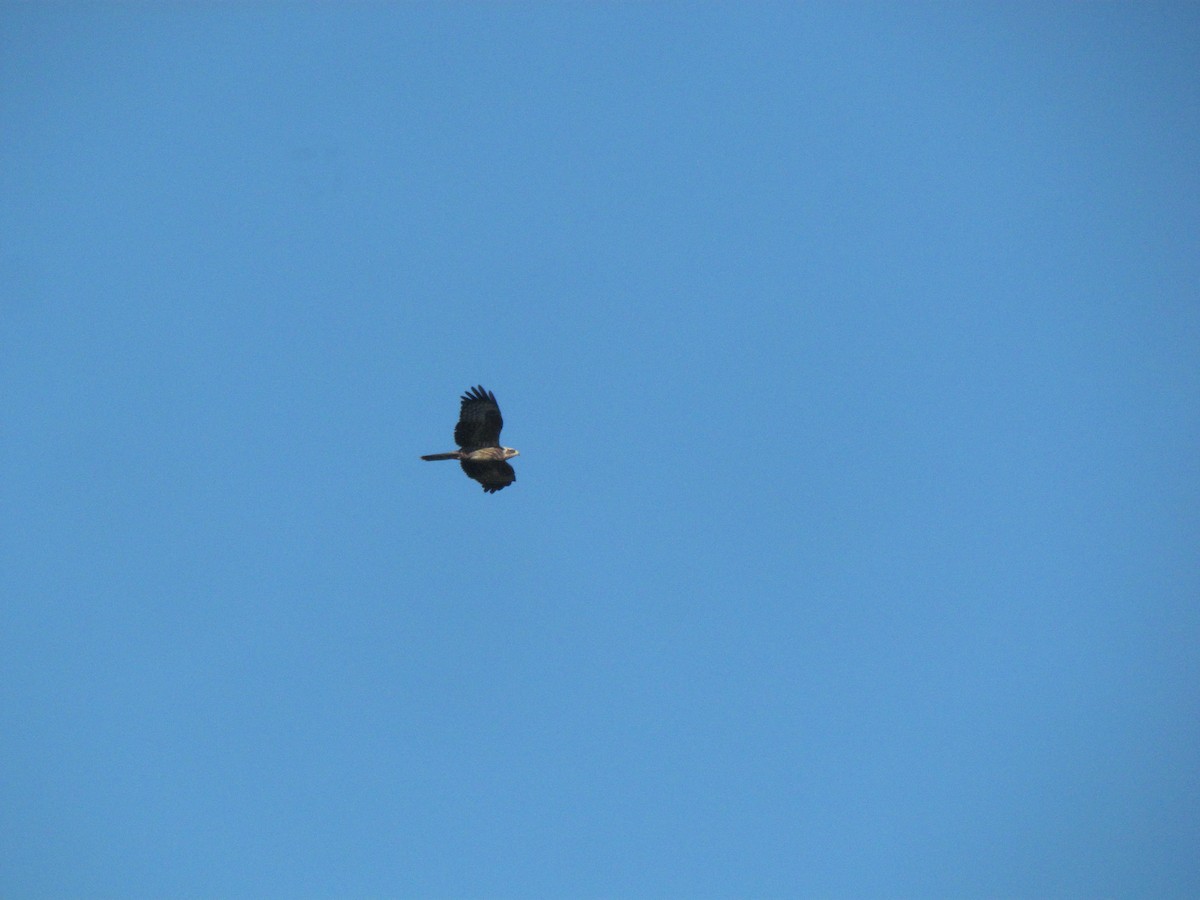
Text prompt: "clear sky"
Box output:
[[3, 3, 1198, 897]]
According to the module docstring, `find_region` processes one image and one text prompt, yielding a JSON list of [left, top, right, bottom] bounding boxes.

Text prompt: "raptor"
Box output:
[[421, 385, 519, 493]]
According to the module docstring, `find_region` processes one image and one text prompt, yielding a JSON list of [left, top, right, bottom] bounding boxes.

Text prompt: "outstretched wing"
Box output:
[[454, 385, 504, 451], [460, 459, 515, 493]]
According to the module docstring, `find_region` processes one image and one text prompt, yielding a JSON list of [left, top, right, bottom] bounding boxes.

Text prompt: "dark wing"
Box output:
[[460, 459, 515, 493], [454, 385, 503, 451]]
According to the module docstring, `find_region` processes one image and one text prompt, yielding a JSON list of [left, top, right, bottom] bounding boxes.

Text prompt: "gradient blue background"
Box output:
[[3, 4, 1198, 897]]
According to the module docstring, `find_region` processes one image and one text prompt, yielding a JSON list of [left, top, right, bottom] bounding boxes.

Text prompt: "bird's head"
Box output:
[[502, 447, 520, 459]]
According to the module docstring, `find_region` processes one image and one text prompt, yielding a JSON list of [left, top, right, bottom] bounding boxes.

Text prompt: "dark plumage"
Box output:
[[421, 386, 519, 493]]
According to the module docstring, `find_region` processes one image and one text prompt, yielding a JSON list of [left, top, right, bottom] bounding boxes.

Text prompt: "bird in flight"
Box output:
[[421, 385, 520, 493]]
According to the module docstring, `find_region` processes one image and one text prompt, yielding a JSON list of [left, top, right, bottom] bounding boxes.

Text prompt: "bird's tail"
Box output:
[[420, 452, 461, 461]]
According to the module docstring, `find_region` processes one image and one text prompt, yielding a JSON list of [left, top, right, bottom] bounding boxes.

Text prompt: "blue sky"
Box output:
[[3, 3, 1198, 897]]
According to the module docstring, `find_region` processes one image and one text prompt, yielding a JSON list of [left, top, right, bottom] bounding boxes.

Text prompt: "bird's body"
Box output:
[[421, 386, 519, 493]]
